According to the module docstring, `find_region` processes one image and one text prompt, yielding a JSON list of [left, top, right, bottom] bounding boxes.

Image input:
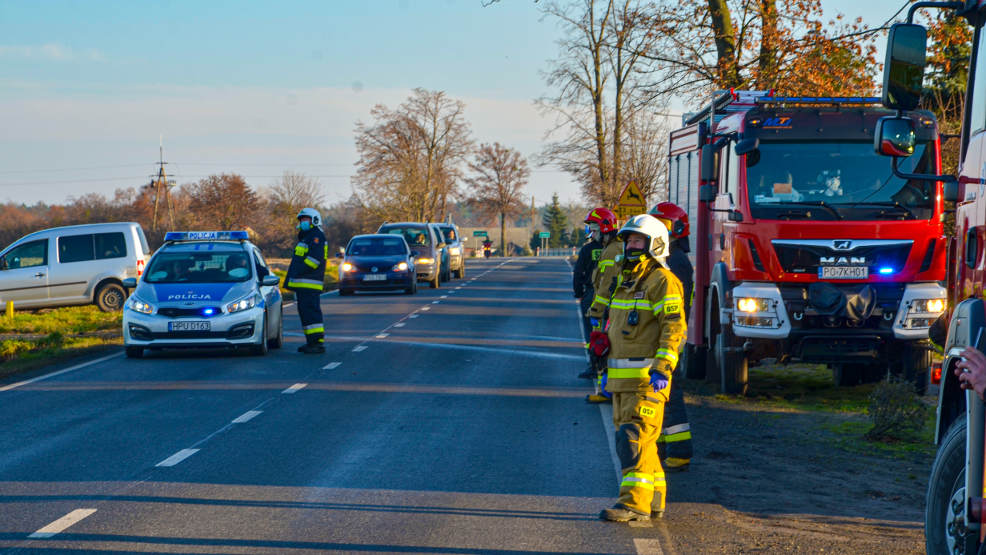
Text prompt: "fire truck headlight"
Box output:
[[925, 298, 945, 313], [737, 297, 768, 313]]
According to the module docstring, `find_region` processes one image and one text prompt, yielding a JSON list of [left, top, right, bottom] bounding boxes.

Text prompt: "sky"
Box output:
[[0, 0, 902, 208]]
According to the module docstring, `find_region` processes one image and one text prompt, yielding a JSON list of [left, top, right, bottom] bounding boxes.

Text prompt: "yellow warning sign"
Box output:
[[615, 182, 647, 220]]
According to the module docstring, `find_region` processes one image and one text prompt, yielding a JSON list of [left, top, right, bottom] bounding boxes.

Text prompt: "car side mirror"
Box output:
[[438, 242, 447, 249], [734, 137, 759, 156], [727, 210, 744, 223], [944, 181, 959, 203], [0, 257, 6, 271], [881, 23, 927, 112], [874, 116, 916, 157], [262, 274, 280, 287], [700, 144, 717, 183], [122, 277, 137, 288]]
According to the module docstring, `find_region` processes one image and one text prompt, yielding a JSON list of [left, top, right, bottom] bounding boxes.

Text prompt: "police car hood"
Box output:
[[145, 281, 252, 305]]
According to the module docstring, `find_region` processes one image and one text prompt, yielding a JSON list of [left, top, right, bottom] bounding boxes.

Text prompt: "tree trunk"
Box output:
[[707, 0, 741, 88], [499, 212, 506, 257], [757, 0, 778, 90]]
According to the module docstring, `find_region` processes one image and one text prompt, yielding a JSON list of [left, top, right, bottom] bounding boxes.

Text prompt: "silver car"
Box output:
[[0, 222, 151, 311], [122, 231, 283, 358]]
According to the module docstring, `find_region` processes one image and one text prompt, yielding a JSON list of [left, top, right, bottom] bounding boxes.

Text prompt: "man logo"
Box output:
[[833, 240, 852, 250]]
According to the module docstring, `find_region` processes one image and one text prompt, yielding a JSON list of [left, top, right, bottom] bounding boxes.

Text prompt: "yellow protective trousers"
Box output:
[[612, 386, 668, 515]]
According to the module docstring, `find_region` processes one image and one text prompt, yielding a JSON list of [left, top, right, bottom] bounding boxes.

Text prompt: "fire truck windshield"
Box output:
[[746, 140, 935, 221]]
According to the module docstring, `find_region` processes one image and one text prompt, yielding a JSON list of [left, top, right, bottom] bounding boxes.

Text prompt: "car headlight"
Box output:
[[737, 297, 771, 313], [341, 262, 354, 273], [226, 292, 261, 314], [393, 261, 409, 272], [127, 296, 155, 315], [417, 257, 434, 265]]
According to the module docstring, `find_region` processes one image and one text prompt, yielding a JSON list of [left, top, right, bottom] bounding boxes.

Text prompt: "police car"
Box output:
[[122, 231, 283, 358]]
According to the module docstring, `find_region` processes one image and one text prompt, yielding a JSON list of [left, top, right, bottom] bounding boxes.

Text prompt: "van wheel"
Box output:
[[96, 282, 127, 312], [125, 346, 143, 359]]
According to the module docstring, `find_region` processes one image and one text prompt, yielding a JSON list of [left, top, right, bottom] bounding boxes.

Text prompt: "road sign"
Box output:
[[539, 231, 550, 239], [615, 182, 647, 220], [473, 230, 488, 237]]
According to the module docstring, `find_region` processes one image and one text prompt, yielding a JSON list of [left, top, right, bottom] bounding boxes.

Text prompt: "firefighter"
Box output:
[[584, 210, 624, 400], [286, 207, 327, 354], [592, 214, 686, 522], [575, 207, 618, 380], [649, 202, 694, 472]]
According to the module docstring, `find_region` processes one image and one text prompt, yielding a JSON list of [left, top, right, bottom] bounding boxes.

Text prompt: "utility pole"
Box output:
[[149, 136, 176, 232]]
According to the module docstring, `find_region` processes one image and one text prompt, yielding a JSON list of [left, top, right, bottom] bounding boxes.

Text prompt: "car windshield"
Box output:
[[348, 237, 408, 256], [746, 141, 935, 221], [383, 226, 431, 247], [144, 250, 252, 283], [437, 226, 457, 243]]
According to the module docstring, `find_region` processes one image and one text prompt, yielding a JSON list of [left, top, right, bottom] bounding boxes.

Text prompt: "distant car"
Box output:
[[377, 222, 443, 289], [122, 231, 283, 358], [0, 222, 151, 311], [337, 234, 416, 295], [433, 223, 465, 279]]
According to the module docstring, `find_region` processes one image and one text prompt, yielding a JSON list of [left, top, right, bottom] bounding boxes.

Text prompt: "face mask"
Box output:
[[625, 247, 646, 262], [297, 221, 312, 231]]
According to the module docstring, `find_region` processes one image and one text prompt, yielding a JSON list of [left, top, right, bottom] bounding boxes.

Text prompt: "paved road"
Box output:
[[0, 257, 923, 554]]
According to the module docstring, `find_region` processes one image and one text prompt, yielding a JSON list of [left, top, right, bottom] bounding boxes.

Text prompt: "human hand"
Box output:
[[649, 371, 668, 393], [956, 347, 986, 400]]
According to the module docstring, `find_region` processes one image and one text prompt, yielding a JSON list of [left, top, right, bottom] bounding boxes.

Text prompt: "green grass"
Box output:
[[0, 305, 121, 335]]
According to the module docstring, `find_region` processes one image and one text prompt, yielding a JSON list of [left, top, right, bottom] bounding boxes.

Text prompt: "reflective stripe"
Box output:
[[655, 349, 679, 365], [303, 324, 325, 335], [608, 357, 655, 369], [652, 295, 683, 315], [598, 260, 615, 271], [662, 423, 690, 435], [657, 430, 692, 443], [593, 294, 610, 307], [620, 471, 655, 490], [610, 298, 653, 311], [607, 367, 651, 380], [287, 278, 323, 290], [294, 242, 309, 256], [304, 256, 320, 269]]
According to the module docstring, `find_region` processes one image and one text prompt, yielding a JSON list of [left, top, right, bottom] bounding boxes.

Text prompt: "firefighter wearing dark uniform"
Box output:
[[286, 207, 327, 354], [650, 202, 695, 471], [575, 207, 619, 380], [584, 226, 625, 400], [593, 214, 686, 522]]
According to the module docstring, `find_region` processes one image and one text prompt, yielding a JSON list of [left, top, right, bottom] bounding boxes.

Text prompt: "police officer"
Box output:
[[650, 202, 694, 471], [591, 214, 686, 522], [286, 207, 327, 354], [575, 207, 618, 380]]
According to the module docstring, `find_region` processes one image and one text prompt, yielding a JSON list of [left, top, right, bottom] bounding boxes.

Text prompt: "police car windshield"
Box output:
[[746, 141, 934, 221], [144, 250, 252, 283], [382, 226, 431, 247], [348, 237, 408, 256]]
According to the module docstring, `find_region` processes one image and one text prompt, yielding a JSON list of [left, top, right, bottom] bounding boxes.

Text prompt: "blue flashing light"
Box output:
[[202, 308, 216, 316], [878, 267, 894, 275], [755, 96, 881, 105], [165, 231, 249, 242]]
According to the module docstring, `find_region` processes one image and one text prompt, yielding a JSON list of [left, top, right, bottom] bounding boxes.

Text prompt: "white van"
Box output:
[[0, 222, 151, 311]]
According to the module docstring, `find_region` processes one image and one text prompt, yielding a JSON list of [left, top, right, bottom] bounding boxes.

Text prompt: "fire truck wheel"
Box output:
[[832, 364, 866, 387], [926, 416, 978, 555], [897, 343, 932, 396], [709, 324, 748, 395], [683, 343, 707, 380]]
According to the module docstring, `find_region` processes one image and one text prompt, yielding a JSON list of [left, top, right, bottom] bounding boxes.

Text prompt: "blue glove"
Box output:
[[649, 372, 668, 392], [589, 317, 600, 329]]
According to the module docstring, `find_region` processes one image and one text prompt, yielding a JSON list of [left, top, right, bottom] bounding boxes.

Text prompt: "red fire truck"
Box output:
[[879, 2, 986, 553], [667, 90, 947, 395]]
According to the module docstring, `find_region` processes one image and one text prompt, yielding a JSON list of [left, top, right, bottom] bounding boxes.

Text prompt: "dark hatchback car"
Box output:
[[377, 222, 443, 289], [337, 234, 416, 295]]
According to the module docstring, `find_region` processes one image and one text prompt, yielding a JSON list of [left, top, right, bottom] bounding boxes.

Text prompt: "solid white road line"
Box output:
[[282, 383, 307, 394], [156, 448, 200, 467], [376, 333, 389, 338], [1, 352, 123, 392], [28, 508, 97, 539], [231, 410, 262, 424], [323, 361, 342, 370], [353, 345, 367, 352]]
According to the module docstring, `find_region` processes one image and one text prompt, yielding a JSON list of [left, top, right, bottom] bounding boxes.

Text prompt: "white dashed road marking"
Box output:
[[376, 333, 389, 339], [432, 301, 440, 304], [634, 538, 665, 554], [29, 509, 97, 539], [323, 362, 342, 370], [440, 295, 448, 299], [353, 345, 368, 352], [231, 410, 262, 424], [282, 383, 307, 394], [156, 448, 200, 467], [394, 322, 406, 327], [420, 307, 430, 311], [409, 314, 419, 319]]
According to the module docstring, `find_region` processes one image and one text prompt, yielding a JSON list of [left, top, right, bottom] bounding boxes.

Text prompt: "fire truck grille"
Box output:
[[772, 242, 912, 275]]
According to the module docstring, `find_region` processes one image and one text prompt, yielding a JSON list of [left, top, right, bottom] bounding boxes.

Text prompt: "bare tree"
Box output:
[[265, 172, 326, 250], [353, 88, 473, 223], [467, 143, 530, 256], [183, 174, 260, 231]]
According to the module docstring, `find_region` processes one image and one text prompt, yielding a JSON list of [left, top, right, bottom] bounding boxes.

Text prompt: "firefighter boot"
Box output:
[[651, 485, 666, 518], [600, 505, 650, 522], [586, 393, 612, 404], [663, 457, 690, 472]]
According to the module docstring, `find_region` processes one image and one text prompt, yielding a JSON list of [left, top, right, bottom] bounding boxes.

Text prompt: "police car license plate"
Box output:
[[169, 321, 211, 332], [363, 274, 386, 281], [819, 266, 868, 279]]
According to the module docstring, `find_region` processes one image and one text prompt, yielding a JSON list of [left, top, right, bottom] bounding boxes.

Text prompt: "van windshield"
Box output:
[[144, 251, 251, 283]]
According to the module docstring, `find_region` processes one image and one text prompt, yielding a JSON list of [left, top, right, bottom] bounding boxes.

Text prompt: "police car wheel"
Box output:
[[252, 315, 269, 356], [268, 309, 283, 349], [96, 282, 127, 312]]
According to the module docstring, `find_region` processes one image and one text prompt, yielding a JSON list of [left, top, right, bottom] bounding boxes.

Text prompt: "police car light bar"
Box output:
[[755, 96, 882, 106], [164, 231, 249, 241]]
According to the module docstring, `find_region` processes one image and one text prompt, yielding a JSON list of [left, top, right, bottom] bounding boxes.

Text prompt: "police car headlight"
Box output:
[[417, 257, 434, 265], [392, 261, 408, 272], [226, 293, 261, 314], [341, 262, 354, 273], [126, 297, 155, 315]]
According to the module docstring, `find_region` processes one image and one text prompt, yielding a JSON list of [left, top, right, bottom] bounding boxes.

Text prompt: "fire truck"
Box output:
[[667, 90, 947, 395], [882, 2, 986, 553]]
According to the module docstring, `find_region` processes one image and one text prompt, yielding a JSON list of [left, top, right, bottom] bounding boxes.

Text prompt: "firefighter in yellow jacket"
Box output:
[[589, 214, 686, 522], [584, 229, 623, 402]]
